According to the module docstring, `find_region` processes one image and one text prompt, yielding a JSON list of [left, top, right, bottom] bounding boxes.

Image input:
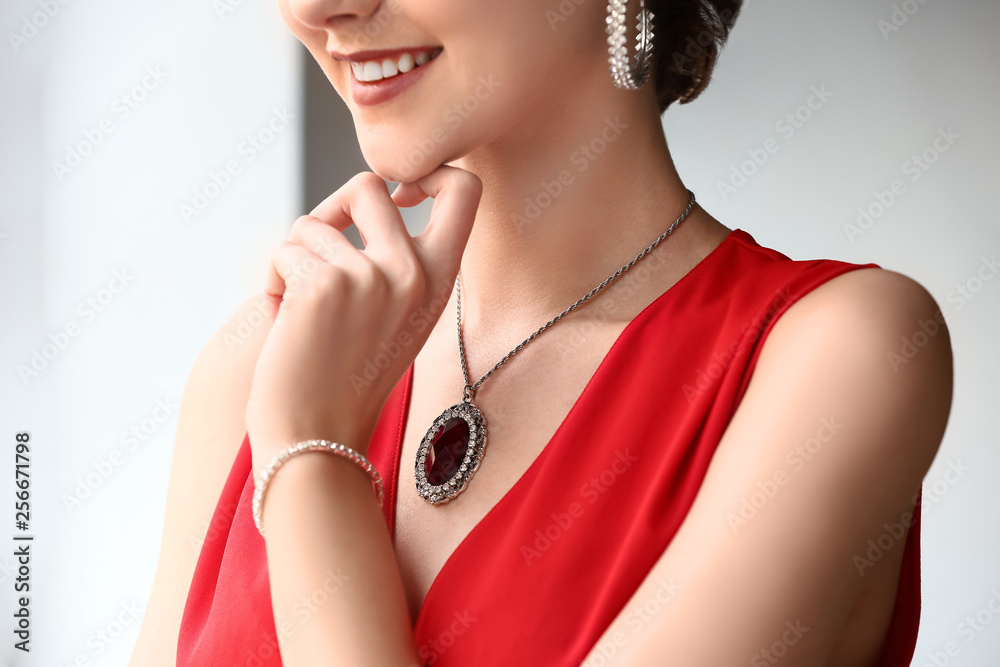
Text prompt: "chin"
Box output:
[[359, 137, 459, 184]]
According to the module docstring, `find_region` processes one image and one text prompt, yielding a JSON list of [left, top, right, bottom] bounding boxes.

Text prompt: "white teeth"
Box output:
[[352, 50, 436, 82], [363, 61, 383, 82]]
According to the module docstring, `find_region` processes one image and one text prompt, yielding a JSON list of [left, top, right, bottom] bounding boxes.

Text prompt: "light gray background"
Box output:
[[0, 1, 996, 665]]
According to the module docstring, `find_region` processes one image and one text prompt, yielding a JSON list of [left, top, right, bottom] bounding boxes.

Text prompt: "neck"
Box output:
[[451, 88, 716, 334]]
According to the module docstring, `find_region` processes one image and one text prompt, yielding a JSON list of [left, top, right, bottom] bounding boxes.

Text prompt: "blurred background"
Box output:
[[0, 0, 997, 665]]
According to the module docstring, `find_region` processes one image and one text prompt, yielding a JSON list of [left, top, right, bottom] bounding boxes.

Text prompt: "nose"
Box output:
[[285, 0, 384, 31]]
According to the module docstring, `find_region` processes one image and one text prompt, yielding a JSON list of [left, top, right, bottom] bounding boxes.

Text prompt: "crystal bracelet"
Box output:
[[252, 439, 384, 537]]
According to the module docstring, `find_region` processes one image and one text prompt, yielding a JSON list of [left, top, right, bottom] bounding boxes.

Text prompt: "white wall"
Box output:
[[667, 1, 999, 665], [0, 0, 301, 664]]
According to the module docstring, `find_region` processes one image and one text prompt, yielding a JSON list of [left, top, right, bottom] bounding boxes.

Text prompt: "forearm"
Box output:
[[260, 447, 420, 667]]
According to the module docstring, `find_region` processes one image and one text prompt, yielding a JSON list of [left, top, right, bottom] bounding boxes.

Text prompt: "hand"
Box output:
[[245, 166, 482, 478]]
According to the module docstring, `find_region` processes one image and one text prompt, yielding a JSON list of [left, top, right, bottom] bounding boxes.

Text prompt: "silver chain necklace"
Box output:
[[413, 189, 697, 504]]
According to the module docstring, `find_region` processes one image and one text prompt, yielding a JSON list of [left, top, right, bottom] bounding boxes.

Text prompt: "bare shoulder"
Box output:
[[129, 294, 275, 666], [760, 266, 954, 464], [582, 266, 955, 664], [728, 265, 953, 661]]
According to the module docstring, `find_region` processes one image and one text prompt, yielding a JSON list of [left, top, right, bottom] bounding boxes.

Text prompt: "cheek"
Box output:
[[353, 64, 520, 183], [352, 0, 599, 181], [435, 2, 604, 120]]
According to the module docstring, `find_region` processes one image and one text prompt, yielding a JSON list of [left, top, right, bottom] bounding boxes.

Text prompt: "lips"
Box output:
[[331, 46, 442, 106]]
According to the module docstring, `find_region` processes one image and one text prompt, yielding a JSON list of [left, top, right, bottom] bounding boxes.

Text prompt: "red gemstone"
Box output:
[[426, 417, 470, 485]]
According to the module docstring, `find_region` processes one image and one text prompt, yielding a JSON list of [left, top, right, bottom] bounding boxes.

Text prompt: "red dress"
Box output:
[[177, 229, 921, 666]]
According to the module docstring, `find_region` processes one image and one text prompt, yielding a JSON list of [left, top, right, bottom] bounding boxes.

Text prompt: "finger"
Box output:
[[409, 166, 483, 279], [311, 172, 413, 261], [390, 181, 430, 209], [264, 240, 325, 303], [287, 215, 358, 265]]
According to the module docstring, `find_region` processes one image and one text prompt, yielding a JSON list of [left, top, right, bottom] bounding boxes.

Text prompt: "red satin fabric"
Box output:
[[176, 229, 921, 666]]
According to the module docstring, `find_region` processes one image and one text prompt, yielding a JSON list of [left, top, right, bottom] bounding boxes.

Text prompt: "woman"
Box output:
[[130, 0, 953, 665]]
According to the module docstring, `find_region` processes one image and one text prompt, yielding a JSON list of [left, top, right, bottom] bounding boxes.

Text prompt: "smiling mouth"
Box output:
[[346, 48, 443, 83]]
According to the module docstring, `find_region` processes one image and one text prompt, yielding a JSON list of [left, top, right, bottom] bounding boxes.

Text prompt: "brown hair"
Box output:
[[648, 0, 742, 112]]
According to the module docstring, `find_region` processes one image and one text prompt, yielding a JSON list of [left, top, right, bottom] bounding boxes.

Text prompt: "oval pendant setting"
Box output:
[[415, 401, 488, 505]]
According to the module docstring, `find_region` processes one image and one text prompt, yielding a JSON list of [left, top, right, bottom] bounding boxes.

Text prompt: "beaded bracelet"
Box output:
[[252, 439, 384, 537]]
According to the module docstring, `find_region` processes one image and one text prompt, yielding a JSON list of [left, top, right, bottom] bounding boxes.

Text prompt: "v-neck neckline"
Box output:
[[389, 228, 743, 631]]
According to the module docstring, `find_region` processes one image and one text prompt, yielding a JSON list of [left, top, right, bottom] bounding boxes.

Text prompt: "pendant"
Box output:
[[415, 399, 488, 505]]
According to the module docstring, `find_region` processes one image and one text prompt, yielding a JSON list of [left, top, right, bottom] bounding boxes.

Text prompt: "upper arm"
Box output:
[[586, 267, 953, 666], [129, 294, 275, 666]]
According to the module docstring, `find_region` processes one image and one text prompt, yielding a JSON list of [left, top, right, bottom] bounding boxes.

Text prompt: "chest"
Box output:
[[390, 313, 630, 622]]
